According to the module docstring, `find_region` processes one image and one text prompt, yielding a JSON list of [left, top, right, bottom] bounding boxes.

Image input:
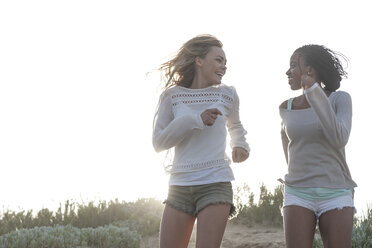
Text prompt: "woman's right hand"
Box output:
[[201, 108, 222, 126]]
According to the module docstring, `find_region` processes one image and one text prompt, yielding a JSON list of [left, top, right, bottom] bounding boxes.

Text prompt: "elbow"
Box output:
[[153, 145, 161, 153], [332, 134, 350, 149], [152, 131, 165, 152], [152, 134, 161, 152], [154, 147, 163, 153], [152, 139, 164, 153], [152, 135, 170, 153], [333, 139, 349, 149], [327, 124, 351, 149]]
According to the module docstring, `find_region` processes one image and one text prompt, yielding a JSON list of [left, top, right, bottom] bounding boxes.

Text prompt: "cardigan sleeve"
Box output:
[[152, 91, 205, 152], [304, 83, 352, 149], [226, 87, 250, 152]]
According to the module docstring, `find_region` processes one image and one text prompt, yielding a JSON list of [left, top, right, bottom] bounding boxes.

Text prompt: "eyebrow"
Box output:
[[217, 55, 227, 64]]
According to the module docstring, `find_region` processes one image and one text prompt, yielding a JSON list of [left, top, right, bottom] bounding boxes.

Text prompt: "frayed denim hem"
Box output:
[[195, 201, 236, 218], [162, 200, 195, 216], [163, 200, 236, 218]]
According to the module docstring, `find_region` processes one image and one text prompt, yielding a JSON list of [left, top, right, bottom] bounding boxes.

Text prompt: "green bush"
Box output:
[[0, 225, 140, 248], [352, 206, 372, 247], [233, 183, 283, 226], [1, 188, 371, 247], [0, 198, 163, 237]]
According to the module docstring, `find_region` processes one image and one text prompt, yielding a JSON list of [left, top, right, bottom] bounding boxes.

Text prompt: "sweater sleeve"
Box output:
[[304, 83, 352, 149], [152, 91, 205, 152], [226, 87, 250, 152]]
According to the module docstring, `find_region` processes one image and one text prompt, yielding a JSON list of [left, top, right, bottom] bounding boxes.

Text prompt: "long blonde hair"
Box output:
[[159, 34, 223, 90]]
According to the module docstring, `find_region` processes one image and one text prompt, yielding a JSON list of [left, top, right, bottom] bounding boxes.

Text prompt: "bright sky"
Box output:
[[1, 0, 371, 217]]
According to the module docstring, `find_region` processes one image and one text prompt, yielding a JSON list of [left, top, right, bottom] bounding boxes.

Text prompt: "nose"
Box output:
[[286, 68, 291, 76]]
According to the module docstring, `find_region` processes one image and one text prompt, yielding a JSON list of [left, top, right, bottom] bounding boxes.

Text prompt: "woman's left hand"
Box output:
[[232, 147, 249, 163], [301, 74, 317, 90]]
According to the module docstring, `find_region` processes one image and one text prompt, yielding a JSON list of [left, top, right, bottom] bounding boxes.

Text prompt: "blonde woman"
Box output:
[[153, 34, 250, 248]]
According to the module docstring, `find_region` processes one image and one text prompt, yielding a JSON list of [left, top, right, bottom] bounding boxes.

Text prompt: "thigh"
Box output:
[[194, 182, 235, 217], [318, 207, 354, 248], [283, 205, 317, 248], [196, 204, 230, 248], [160, 204, 196, 248]]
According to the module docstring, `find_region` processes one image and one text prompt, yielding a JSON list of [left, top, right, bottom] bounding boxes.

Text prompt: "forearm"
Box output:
[[228, 123, 250, 152], [305, 83, 352, 148], [153, 113, 204, 152]]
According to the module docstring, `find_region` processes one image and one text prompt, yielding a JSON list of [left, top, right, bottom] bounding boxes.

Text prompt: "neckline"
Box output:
[[176, 84, 222, 91], [281, 91, 334, 111]]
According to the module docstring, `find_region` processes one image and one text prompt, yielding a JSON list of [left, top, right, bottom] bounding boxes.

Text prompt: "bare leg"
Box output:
[[195, 204, 231, 248], [283, 205, 317, 248], [160, 204, 196, 248], [318, 207, 354, 248]]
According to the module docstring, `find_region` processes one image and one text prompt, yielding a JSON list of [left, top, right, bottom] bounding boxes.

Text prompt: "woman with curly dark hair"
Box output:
[[279, 44, 357, 248]]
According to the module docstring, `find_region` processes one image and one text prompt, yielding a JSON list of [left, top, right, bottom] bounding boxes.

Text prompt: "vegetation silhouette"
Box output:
[[0, 184, 371, 247]]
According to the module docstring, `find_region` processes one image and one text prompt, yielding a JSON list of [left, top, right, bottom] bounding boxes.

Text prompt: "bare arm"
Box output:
[[281, 125, 289, 165]]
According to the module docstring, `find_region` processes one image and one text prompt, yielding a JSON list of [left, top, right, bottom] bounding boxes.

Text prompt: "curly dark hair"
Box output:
[[295, 44, 349, 92]]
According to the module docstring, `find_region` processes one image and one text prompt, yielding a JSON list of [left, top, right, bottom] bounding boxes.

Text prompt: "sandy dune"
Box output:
[[219, 223, 285, 248], [141, 222, 285, 248]]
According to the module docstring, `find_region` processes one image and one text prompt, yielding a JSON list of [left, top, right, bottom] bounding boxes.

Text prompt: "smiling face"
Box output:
[[196, 46, 227, 87], [286, 52, 306, 90]]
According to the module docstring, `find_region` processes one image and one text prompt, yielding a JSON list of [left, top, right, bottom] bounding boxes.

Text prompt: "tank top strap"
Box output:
[[287, 98, 294, 110]]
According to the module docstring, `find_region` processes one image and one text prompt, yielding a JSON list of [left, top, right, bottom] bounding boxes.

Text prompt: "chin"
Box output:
[[290, 84, 301, 91], [210, 82, 221, 87]]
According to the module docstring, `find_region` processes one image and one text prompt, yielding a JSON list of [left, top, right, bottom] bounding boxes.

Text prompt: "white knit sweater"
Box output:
[[153, 84, 250, 186]]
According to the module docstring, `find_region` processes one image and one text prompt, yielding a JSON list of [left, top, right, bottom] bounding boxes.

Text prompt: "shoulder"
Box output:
[[215, 83, 235, 102], [279, 100, 288, 109], [219, 83, 234, 92], [164, 86, 180, 94], [219, 83, 238, 98], [332, 90, 352, 103], [333, 90, 351, 98], [156, 87, 177, 106], [160, 86, 180, 99]]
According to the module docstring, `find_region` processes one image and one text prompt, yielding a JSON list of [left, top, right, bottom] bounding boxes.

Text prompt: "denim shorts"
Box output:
[[164, 182, 235, 217], [283, 189, 355, 218]]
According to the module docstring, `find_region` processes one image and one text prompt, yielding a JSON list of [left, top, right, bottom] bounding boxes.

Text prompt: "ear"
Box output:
[[306, 66, 319, 81], [195, 56, 203, 67], [306, 66, 313, 76]]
